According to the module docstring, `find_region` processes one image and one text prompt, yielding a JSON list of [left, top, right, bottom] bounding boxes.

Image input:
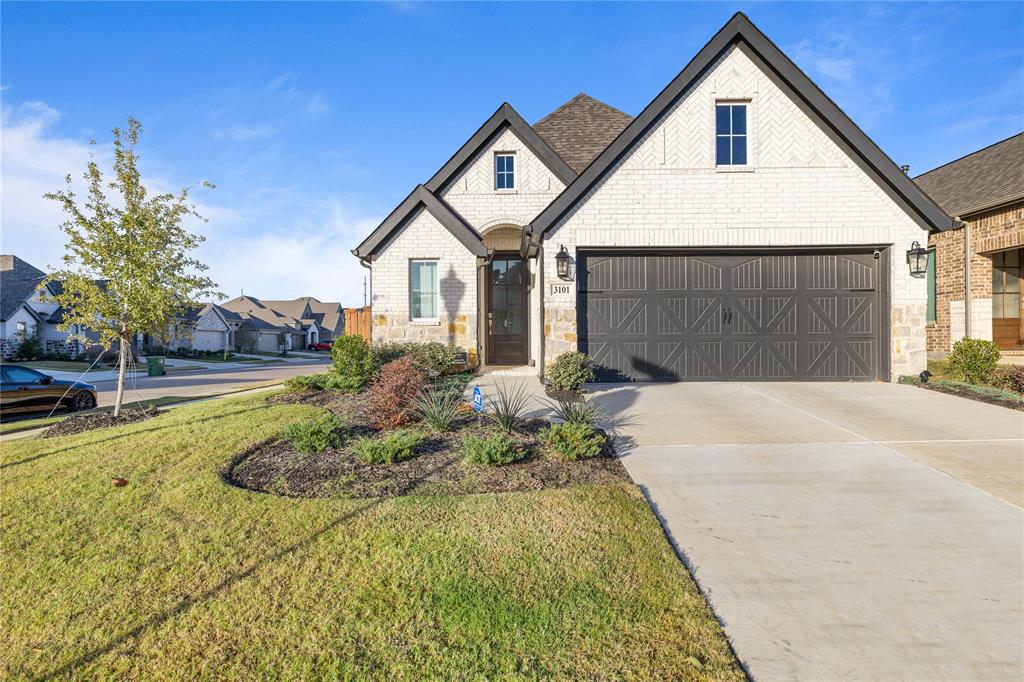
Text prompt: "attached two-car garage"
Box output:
[[577, 250, 889, 382]]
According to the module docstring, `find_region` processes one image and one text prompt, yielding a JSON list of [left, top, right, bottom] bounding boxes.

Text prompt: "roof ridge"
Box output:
[[533, 92, 631, 128], [914, 131, 1024, 179], [533, 93, 589, 128]]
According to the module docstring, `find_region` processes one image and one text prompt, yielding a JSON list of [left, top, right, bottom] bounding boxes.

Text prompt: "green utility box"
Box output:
[[146, 356, 166, 377]]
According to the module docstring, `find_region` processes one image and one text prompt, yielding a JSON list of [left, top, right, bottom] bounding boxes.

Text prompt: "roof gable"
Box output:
[[527, 12, 955, 241], [914, 133, 1024, 217], [533, 93, 632, 173], [352, 185, 488, 259], [425, 102, 575, 194]]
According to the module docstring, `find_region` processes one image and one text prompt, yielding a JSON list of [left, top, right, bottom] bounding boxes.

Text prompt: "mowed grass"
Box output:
[[0, 393, 743, 680]]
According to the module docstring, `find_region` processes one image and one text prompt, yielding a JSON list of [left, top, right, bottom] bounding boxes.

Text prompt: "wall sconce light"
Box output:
[[555, 245, 571, 280], [906, 241, 929, 277]]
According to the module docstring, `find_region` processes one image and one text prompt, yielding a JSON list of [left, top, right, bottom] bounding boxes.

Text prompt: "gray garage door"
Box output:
[[578, 251, 887, 382]]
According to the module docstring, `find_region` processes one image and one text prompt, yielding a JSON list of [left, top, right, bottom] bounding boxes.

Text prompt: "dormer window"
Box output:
[[716, 103, 747, 166], [495, 153, 515, 190]]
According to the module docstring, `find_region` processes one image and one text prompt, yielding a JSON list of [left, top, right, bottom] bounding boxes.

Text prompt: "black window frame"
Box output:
[[495, 153, 515, 190], [715, 103, 748, 166]]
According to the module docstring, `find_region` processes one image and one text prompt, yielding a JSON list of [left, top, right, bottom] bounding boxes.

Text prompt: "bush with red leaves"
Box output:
[[362, 355, 429, 429]]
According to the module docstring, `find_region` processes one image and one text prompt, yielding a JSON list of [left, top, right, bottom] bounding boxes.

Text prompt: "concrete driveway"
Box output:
[[589, 382, 1023, 681]]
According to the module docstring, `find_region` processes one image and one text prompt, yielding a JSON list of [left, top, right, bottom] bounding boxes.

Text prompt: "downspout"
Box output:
[[355, 252, 372, 341], [963, 218, 971, 339]]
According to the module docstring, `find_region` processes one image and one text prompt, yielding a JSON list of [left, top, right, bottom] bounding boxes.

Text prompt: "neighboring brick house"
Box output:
[[353, 13, 956, 382], [914, 134, 1024, 356]]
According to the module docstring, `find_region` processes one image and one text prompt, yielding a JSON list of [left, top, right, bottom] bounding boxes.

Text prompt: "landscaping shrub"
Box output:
[[284, 372, 361, 393], [15, 336, 43, 361], [490, 380, 531, 433], [991, 365, 1024, 395], [370, 341, 459, 376], [946, 338, 1001, 385], [331, 335, 374, 388], [415, 342, 459, 376], [545, 351, 595, 392], [352, 429, 424, 465], [284, 413, 347, 454], [540, 422, 606, 461], [412, 387, 463, 432], [462, 432, 521, 466], [543, 395, 601, 426], [363, 356, 429, 429]]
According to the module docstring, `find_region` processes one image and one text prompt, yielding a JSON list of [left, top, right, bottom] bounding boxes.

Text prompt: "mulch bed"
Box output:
[[920, 381, 1024, 411], [544, 386, 585, 402], [42, 407, 162, 438], [227, 390, 629, 499]]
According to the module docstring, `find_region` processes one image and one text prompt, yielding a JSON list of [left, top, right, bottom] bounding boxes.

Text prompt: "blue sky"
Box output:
[[3, 2, 1021, 306]]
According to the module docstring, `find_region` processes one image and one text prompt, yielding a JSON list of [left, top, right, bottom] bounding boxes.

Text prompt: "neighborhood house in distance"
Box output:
[[0, 254, 103, 359], [152, 296, 347, 354], [0, 253, 346, 358], [353, 12, 962, 383]]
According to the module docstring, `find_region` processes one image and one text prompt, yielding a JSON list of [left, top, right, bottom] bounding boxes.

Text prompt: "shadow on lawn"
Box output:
[[40, 453, 456, 679], [0, 405, 271, 470]]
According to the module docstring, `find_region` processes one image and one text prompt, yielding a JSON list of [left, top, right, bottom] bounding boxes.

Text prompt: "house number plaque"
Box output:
[[550, 283, 572, 295]]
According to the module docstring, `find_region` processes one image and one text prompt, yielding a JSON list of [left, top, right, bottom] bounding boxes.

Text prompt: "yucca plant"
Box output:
[[412, 387, 463, 432], [542, 395, 602, 427], [489, 380, 531, 434]]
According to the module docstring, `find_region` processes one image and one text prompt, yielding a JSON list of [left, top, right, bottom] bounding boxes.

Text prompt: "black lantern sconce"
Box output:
[[555, 245, 572, 280], [906, 241, 929, 277]]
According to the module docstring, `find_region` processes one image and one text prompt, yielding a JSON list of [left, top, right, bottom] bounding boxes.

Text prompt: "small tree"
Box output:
[[45, 118, 218, 416]]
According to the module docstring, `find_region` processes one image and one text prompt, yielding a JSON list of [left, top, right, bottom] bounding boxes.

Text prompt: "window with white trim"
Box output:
[[410, 260, 439, 320], [495, 153, 515, 190], [715, 103, 748, 166]]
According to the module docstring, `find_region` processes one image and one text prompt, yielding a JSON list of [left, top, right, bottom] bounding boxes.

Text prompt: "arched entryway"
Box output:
[[482, 225, 529, 365]]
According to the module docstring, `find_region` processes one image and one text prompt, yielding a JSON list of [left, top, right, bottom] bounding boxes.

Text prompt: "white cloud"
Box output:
[[2, 99, 377, 307], [203, 203, 378, 305], [0, 102, 105, 270]]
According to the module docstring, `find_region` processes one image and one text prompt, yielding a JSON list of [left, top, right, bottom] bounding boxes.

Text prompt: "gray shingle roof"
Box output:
[[0, 255, 46, 321], [914, 133, 1024, 218], [533, 93, 632, 174]]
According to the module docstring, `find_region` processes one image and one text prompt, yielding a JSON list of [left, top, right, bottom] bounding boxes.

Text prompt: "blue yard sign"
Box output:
[[471, 386, 484, 413]]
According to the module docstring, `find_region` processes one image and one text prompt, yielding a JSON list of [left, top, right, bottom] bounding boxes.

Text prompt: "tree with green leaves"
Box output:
[[45, 118, 218, 416]]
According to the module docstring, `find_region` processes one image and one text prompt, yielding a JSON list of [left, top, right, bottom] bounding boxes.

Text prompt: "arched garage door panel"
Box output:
[[577, 251, 887, 382]]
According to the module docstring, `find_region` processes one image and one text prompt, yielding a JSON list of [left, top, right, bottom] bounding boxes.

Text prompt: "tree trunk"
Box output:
[[113, 336, 128, 417]]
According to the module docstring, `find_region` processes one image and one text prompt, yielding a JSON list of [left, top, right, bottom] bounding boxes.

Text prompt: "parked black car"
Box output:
[[0, 365, 98, 416]]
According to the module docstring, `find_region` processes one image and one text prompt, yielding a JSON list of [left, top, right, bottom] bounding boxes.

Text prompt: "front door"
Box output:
[[992, 248, 1022, 350], [487, 255, 528, 365]]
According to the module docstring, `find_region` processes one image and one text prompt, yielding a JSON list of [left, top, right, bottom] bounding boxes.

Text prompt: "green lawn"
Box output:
[[0, 393, 742, 680], [4, 360, 108, 373]]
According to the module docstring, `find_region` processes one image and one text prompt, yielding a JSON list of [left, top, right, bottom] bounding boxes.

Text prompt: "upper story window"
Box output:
[[410, 259, 439, 321], [495, 153, 515, 190], [715, 103, 747, 166]]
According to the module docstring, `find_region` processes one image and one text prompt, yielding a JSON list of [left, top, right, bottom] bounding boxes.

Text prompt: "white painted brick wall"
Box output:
[[543, 46, 929, 379], [371, 207, 480, 350], [441, 127, 566, 230]]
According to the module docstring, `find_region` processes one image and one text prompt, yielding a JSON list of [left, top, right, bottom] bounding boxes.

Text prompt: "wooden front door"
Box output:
[[487, 255, 528, 365], [992, 248, 1023, 350]]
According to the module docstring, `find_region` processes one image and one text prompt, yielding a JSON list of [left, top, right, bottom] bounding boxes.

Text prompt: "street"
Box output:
[[94, 357, 330, 407]]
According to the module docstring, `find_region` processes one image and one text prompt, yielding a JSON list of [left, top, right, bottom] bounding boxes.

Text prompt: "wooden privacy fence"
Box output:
[[343, 307, 372, 343]]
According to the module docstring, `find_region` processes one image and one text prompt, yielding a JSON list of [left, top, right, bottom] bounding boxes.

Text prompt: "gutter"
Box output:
[[963, 218, 972, 339]]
